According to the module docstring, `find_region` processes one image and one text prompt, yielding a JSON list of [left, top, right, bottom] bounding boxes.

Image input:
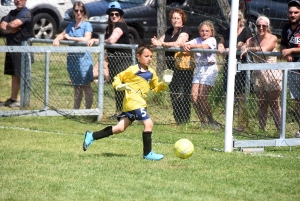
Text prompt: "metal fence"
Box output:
[[1, 36, 300, 148]]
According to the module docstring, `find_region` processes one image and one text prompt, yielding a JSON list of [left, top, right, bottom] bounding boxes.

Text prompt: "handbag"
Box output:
[[174, 51, 196, 70]]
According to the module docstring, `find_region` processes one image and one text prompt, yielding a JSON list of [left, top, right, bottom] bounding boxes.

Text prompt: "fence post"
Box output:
[[44, 51, 50, 111], [280, 69, 288, 139], [224, 0, 240, 152], [20, 40, 31, 109], [97, 34, 105, 121]]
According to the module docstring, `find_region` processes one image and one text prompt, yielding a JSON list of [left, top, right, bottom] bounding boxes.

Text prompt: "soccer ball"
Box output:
[[174, 139, 194, 159]]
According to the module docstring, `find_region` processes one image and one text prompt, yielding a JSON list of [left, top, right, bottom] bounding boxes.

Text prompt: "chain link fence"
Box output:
[[0, 38, 300, 142]]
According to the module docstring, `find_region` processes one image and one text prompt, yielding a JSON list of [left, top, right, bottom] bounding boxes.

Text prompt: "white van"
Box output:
[[0, 0, 75, 39]]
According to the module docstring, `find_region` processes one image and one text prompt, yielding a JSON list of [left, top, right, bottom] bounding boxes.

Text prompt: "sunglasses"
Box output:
[[256, 24, 268, 28], [74, 9, 83, 13], [109, 12, 120, 17], [229, 18, 241, 22], [200, 30, 211, 33]]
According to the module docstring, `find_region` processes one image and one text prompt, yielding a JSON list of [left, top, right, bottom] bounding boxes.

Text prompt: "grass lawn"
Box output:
[[1, 116, 299, 201]]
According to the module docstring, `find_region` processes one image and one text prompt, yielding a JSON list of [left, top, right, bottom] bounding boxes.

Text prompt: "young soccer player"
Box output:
[[83, 44, 171, 160]]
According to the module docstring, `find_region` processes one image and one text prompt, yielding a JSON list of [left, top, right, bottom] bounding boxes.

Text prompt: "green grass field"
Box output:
[[1, 116, 300, 201]]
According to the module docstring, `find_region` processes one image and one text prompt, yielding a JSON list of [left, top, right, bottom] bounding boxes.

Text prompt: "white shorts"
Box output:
[[192, 64, 218, 86]]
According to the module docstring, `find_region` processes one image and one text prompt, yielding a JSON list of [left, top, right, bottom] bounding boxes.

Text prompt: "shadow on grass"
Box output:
[[101, 152, 126, 157]]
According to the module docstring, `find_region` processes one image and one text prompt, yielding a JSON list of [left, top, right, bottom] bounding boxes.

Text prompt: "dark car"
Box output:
[[61, 0, 231, 43], [246, 0, 289, 36]]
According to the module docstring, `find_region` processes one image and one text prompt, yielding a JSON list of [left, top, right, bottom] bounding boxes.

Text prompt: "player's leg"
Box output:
[[83, 82, 93, 109], [191, 83, 205, 123], [83, 117, 131, 151], [256, 91, 268, 131], [11, 75, 20, 101], [268, 90, 281, 131], [74, 86, 83, 109], [141, 118, 163, 160], [200, 84, 213, 122]]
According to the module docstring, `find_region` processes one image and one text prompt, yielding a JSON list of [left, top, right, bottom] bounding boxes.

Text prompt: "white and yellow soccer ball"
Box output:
[[174, 139, 194, 159]]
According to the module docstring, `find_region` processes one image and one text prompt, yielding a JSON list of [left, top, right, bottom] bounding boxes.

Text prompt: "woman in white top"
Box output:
[[241, 15, 282, 132]]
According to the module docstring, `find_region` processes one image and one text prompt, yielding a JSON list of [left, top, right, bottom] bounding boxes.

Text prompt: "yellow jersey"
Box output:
[[112, 64, 167, 112]]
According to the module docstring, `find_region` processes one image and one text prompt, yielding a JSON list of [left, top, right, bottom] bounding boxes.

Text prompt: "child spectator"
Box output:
[[183, 20, 217, 127]]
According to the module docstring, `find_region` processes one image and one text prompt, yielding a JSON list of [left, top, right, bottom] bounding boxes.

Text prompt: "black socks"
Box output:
[[92, 126, 113, 140], [92, 128, 152, 156], [142, 131, 152, 156]]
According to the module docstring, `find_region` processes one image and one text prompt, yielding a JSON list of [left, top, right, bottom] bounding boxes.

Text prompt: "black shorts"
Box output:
[[4, 52, 21, 76]]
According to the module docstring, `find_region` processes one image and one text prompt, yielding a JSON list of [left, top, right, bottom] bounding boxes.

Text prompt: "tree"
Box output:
[[156, 0, 167, 74], [217, 0, 231, 23]]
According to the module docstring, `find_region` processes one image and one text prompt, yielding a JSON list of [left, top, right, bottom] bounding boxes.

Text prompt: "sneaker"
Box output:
[[294, 131, 300, 138], [0, 98, 20, 107], [83, 131, 94, 151], [8, 100, 20, 108], [143, 151, 164, 161]]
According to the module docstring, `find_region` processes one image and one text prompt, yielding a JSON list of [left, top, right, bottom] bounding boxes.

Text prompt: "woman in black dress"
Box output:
[[89, 1, 131, 117], [151, 8, 193, 124]]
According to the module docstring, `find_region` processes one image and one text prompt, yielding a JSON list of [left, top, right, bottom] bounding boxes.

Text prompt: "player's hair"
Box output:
[[256, 15, 272, 33], [72, 1, 88, 21], [107, 14, 127, 35], [228, 10, 246, 27], [168, 8, 187, 24], [198, 20, 216, 37], [136, 44, 154, 55]]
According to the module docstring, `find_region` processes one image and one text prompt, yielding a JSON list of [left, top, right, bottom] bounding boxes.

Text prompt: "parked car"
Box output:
[[246, 0, 289, 36], [62, 0, 231, 43], [0, 0, 75, 39]]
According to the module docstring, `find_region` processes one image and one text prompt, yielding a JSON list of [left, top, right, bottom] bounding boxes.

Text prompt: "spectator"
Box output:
[[217, 10, 252, 131], [281, 0, 300, 137], [0, 0, 32, 107], [151, 8, 193, 124], [53, 1, 93, 109], [241, 16, 282, 133], [183, 20, 217, 127], [88, 1, 131, 118], [83, 44, 169, 160]]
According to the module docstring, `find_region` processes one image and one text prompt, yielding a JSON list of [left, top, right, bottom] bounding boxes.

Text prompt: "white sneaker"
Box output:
[[294, 131, 300, 138]]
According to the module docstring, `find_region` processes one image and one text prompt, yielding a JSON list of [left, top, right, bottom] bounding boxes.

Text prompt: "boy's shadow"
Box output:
[[100, 153, 126, 157]]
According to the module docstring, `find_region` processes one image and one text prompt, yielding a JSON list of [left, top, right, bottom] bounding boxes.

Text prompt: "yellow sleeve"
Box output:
[[112, 66, 133, 89], [112, 74, 122, 89]]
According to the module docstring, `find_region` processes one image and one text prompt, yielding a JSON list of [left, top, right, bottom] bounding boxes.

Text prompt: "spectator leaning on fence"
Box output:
[[0, 0, 32, 108], [217, 10, 252, 131], [83, 44, 171, 161], [183, 20, 217, 127], [241, 15, 282, 133], [53, 1, 94, 109], [281, 0, 300, 138], [88, 1, 131, 119], [151, 8, 193, 125]]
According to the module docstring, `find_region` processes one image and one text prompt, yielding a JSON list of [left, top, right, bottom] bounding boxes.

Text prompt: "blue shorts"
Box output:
[[117, 108, 150, 123]]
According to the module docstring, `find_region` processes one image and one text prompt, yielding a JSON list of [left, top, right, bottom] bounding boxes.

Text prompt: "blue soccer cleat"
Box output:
[[143, 151, 164, 160], [83, 131, 94, 151]]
